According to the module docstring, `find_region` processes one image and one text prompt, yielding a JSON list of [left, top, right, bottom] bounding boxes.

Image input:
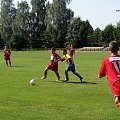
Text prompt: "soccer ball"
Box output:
[[30, 79, 36, 85]]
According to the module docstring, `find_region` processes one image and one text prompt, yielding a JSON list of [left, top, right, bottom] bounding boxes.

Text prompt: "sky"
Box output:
[[13, 0, 120, 30]]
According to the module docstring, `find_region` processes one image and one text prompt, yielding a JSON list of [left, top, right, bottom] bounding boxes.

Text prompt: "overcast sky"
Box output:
[[13, 0, 120, 30]]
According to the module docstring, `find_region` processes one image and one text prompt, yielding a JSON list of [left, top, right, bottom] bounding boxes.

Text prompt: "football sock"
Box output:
[[74, 72, 83, 81], [65, 71, 69, 80]]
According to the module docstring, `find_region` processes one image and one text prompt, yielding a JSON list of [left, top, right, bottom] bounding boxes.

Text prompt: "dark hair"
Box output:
[[63, 48, 67, 52], [51, 47, 56, 51], [109, 41, 119, 52]]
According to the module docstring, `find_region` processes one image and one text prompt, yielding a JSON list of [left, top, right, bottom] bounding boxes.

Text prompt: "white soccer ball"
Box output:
[[30, 79, 36, 85]]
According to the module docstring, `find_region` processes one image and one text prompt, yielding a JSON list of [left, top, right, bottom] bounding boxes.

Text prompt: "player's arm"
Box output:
[[61, 58, 65, 62], [57, 55, 62, 62], [98, 60, 106, 78], [74, 49, 75, 55], [9, 49, 11, 55], [64, 58, 69, 63], [98, 75, 102, 78], [4, 50, 6, 54], [53, 54, 62, 63], [55, 59, 61, 62]]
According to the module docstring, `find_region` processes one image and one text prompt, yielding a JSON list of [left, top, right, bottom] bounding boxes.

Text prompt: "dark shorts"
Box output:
[[66, 64, 75, 72]]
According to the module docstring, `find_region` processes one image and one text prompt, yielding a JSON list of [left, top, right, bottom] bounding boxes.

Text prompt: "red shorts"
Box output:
[[47, 64, 58, 72], [4, 55, 10, 61], [111, 80, 120, 97]]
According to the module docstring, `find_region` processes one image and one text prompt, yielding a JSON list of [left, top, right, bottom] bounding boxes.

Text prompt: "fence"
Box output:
[[0, 47, 105, 52]]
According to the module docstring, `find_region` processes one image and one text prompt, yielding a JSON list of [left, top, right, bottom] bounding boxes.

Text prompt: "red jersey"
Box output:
[[48, 53, 61, 71], [98, 55, 120, 96], [49, 53, 61, 65], [4, 49, 11, 60], [69, 47, 74, 57]]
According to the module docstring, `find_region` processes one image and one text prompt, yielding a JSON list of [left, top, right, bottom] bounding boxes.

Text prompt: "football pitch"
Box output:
[[0, 51, 120, 120]]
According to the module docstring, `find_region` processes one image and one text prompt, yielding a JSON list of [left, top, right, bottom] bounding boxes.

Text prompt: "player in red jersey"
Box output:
[[41, 47, 61, 81], [68, 43, 75, 57], [98, 41, 120, 109], [3, 46, 11, 67]]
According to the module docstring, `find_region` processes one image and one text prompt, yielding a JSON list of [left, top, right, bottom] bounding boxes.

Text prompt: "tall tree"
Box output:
[[31, 0, 46, 48], [82, 20, 93, 46], [0, 0, 16, 45], [66, 17, 93, 47], [0, 32, 5, 47], [92, 27, 102, 46], [116, 21, 120, 43], [66, 17, 83, 46], [12, 1, 30, 50], [44, 0, 73, 48], [102, 24, 117, 47], [12, 1, 30, 35]]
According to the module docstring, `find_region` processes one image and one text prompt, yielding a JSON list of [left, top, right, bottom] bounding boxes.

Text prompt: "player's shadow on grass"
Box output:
[[65, 81, 97, 84], [47, 80, 97, 84], [10, 65, 23, 67]]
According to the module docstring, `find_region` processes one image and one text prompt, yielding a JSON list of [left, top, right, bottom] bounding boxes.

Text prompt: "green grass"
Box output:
[[0, 51, 120, 120]]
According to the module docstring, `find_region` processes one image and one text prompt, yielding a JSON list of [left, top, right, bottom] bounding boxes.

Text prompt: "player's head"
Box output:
[[51, 47, 56, 53], [4, 46, 7, 49], [109, 41, 119, 53], [63, 49, 67, 55], [70, 43, 74, 47]]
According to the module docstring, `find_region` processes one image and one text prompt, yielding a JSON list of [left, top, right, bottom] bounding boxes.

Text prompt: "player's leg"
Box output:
[[64, 69, 69, 81], [54, 70, 60, 81], [73, 71, 83, 82], [64, 64, 76, 82], [70, 64, 83, 82], [41, 67, 49, 80], [5, 60, 8, 67], [115, 96, 120, 109], [44, 67, 49, 78], [9, 59, 11, 66], [112, 80, 120, 108], [115, 96, 118, 104], [52, 65, 60, 81], [118, 96, 120, 108], [4, 57, 8, 67], [63, 66, 70, 82]]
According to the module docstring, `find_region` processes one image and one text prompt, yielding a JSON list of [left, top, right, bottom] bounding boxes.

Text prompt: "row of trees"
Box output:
[[0, 0, 120, 50]]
